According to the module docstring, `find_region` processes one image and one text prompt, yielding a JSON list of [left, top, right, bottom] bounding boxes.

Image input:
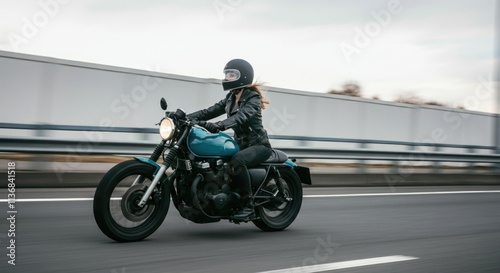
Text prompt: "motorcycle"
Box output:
[[93, 98, 312, 242]]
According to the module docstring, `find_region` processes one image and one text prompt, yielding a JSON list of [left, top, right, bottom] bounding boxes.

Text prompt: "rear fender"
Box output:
[[293, 166, 312, 185], [257, 160, 312, 185], [283, 159, 312, 185]]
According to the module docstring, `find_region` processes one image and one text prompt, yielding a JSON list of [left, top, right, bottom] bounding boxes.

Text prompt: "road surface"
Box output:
[[0, 186, 499, 272]]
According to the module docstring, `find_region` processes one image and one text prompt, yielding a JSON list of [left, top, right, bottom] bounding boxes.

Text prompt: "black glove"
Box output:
[[199, 121, 222, 133], [168, 109, 186, 119]]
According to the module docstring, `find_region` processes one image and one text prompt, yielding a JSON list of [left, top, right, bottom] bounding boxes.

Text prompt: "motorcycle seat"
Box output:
[[264, 149, 288, 163]]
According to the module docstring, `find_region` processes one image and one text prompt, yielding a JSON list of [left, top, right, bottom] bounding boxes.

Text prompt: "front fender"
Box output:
[[134, 157, 161, 175]]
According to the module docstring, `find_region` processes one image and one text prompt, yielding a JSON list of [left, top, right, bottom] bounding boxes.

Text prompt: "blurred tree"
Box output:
[[328, 82, 362, 97], [327, 84, 463, 110], [395, 93, 448, 107], [394, 93, 423, 105], [424, 100, 447, 107]]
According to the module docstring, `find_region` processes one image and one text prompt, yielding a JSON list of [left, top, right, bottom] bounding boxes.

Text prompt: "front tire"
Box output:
[[252, 168, 303, 231], [93, 160, 170, 242]]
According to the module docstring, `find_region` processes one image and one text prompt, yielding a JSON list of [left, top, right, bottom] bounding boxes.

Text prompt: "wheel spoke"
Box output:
[[260, 189, 275, 195]]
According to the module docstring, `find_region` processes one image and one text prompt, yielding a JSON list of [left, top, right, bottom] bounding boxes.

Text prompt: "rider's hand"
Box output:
[[199, 121, 222, 133], [168, 109, 186, 119], [205, 122, 222, 133]]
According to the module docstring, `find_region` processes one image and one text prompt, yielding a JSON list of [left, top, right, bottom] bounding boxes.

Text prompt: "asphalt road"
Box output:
[[0, 186, 500, 273]]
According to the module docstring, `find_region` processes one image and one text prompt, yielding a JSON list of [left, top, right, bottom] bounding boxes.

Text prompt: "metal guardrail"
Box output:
[[1, 122, 499, 171]]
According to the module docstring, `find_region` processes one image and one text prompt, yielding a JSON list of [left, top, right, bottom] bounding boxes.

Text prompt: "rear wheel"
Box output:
[[252, 168, 303, 231], [93, 160, 170, 242]]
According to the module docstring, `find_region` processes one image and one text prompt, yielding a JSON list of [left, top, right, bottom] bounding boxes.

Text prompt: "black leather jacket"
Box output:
[[188, 88, 271, 149]]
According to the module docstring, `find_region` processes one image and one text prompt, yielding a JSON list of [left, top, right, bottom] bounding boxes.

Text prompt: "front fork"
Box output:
[[137, 145, 180, 208], [137, 164, 168, 207], [137, 127, 190, 208], [131, 140, 166, 186]]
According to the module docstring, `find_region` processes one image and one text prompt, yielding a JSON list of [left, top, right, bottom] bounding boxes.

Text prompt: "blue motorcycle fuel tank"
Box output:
[[187, 127, 239, 157]]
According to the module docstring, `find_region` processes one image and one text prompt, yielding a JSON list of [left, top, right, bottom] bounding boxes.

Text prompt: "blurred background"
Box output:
[[0, 0, 498, 184]]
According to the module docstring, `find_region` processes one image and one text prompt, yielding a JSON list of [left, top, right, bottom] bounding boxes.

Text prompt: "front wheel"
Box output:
[[252, 168, 303, 231], [93, 160, 170, 242]]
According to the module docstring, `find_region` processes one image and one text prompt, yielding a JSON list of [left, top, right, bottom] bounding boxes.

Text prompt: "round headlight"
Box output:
[[159, 118, 175, 140]]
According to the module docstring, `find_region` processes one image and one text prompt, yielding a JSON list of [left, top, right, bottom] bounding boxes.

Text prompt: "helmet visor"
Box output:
[[223, 69, 240, 82]]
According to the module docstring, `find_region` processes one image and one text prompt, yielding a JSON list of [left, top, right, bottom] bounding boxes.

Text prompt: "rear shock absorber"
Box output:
[[272, 166, 292, 201]]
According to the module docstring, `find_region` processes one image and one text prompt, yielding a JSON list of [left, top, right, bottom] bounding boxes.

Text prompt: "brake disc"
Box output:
[[121, 185, 155, 222]]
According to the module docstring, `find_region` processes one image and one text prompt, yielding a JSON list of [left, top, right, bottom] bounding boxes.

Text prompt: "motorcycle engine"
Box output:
[[194, 160, 238, 213]]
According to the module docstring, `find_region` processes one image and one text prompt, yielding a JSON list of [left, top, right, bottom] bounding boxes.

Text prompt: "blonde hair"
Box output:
[[248, 83, 270, 110]]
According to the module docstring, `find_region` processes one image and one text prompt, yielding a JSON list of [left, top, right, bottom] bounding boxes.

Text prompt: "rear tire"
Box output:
[[93, 160, 170, 242], [252, 168, 303, 231]]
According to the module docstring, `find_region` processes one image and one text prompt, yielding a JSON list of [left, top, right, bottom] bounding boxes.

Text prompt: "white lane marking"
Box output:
[[0, 190, 499, 202], [304, 190, 500, 198], [0, 198, 93, 202], [0, 197, 121, 202], [256, 255, 419, 273]]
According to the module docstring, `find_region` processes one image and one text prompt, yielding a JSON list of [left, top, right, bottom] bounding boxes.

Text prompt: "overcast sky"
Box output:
[[1, 0, 498, 113]]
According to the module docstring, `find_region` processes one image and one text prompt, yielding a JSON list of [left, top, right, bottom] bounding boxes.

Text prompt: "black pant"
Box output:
[[230, 144, 272, 196]]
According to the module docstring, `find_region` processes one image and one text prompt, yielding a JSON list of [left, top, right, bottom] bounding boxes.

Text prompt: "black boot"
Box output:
[[231, 165, 255, 221], [232, 195, 255, 221]]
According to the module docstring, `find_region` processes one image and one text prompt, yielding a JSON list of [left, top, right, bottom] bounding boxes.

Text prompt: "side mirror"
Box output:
[[160, 98, 168, 110]]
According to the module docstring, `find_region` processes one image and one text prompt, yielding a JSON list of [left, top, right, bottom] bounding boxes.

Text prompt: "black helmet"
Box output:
[[222, 59, 254, 91]]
